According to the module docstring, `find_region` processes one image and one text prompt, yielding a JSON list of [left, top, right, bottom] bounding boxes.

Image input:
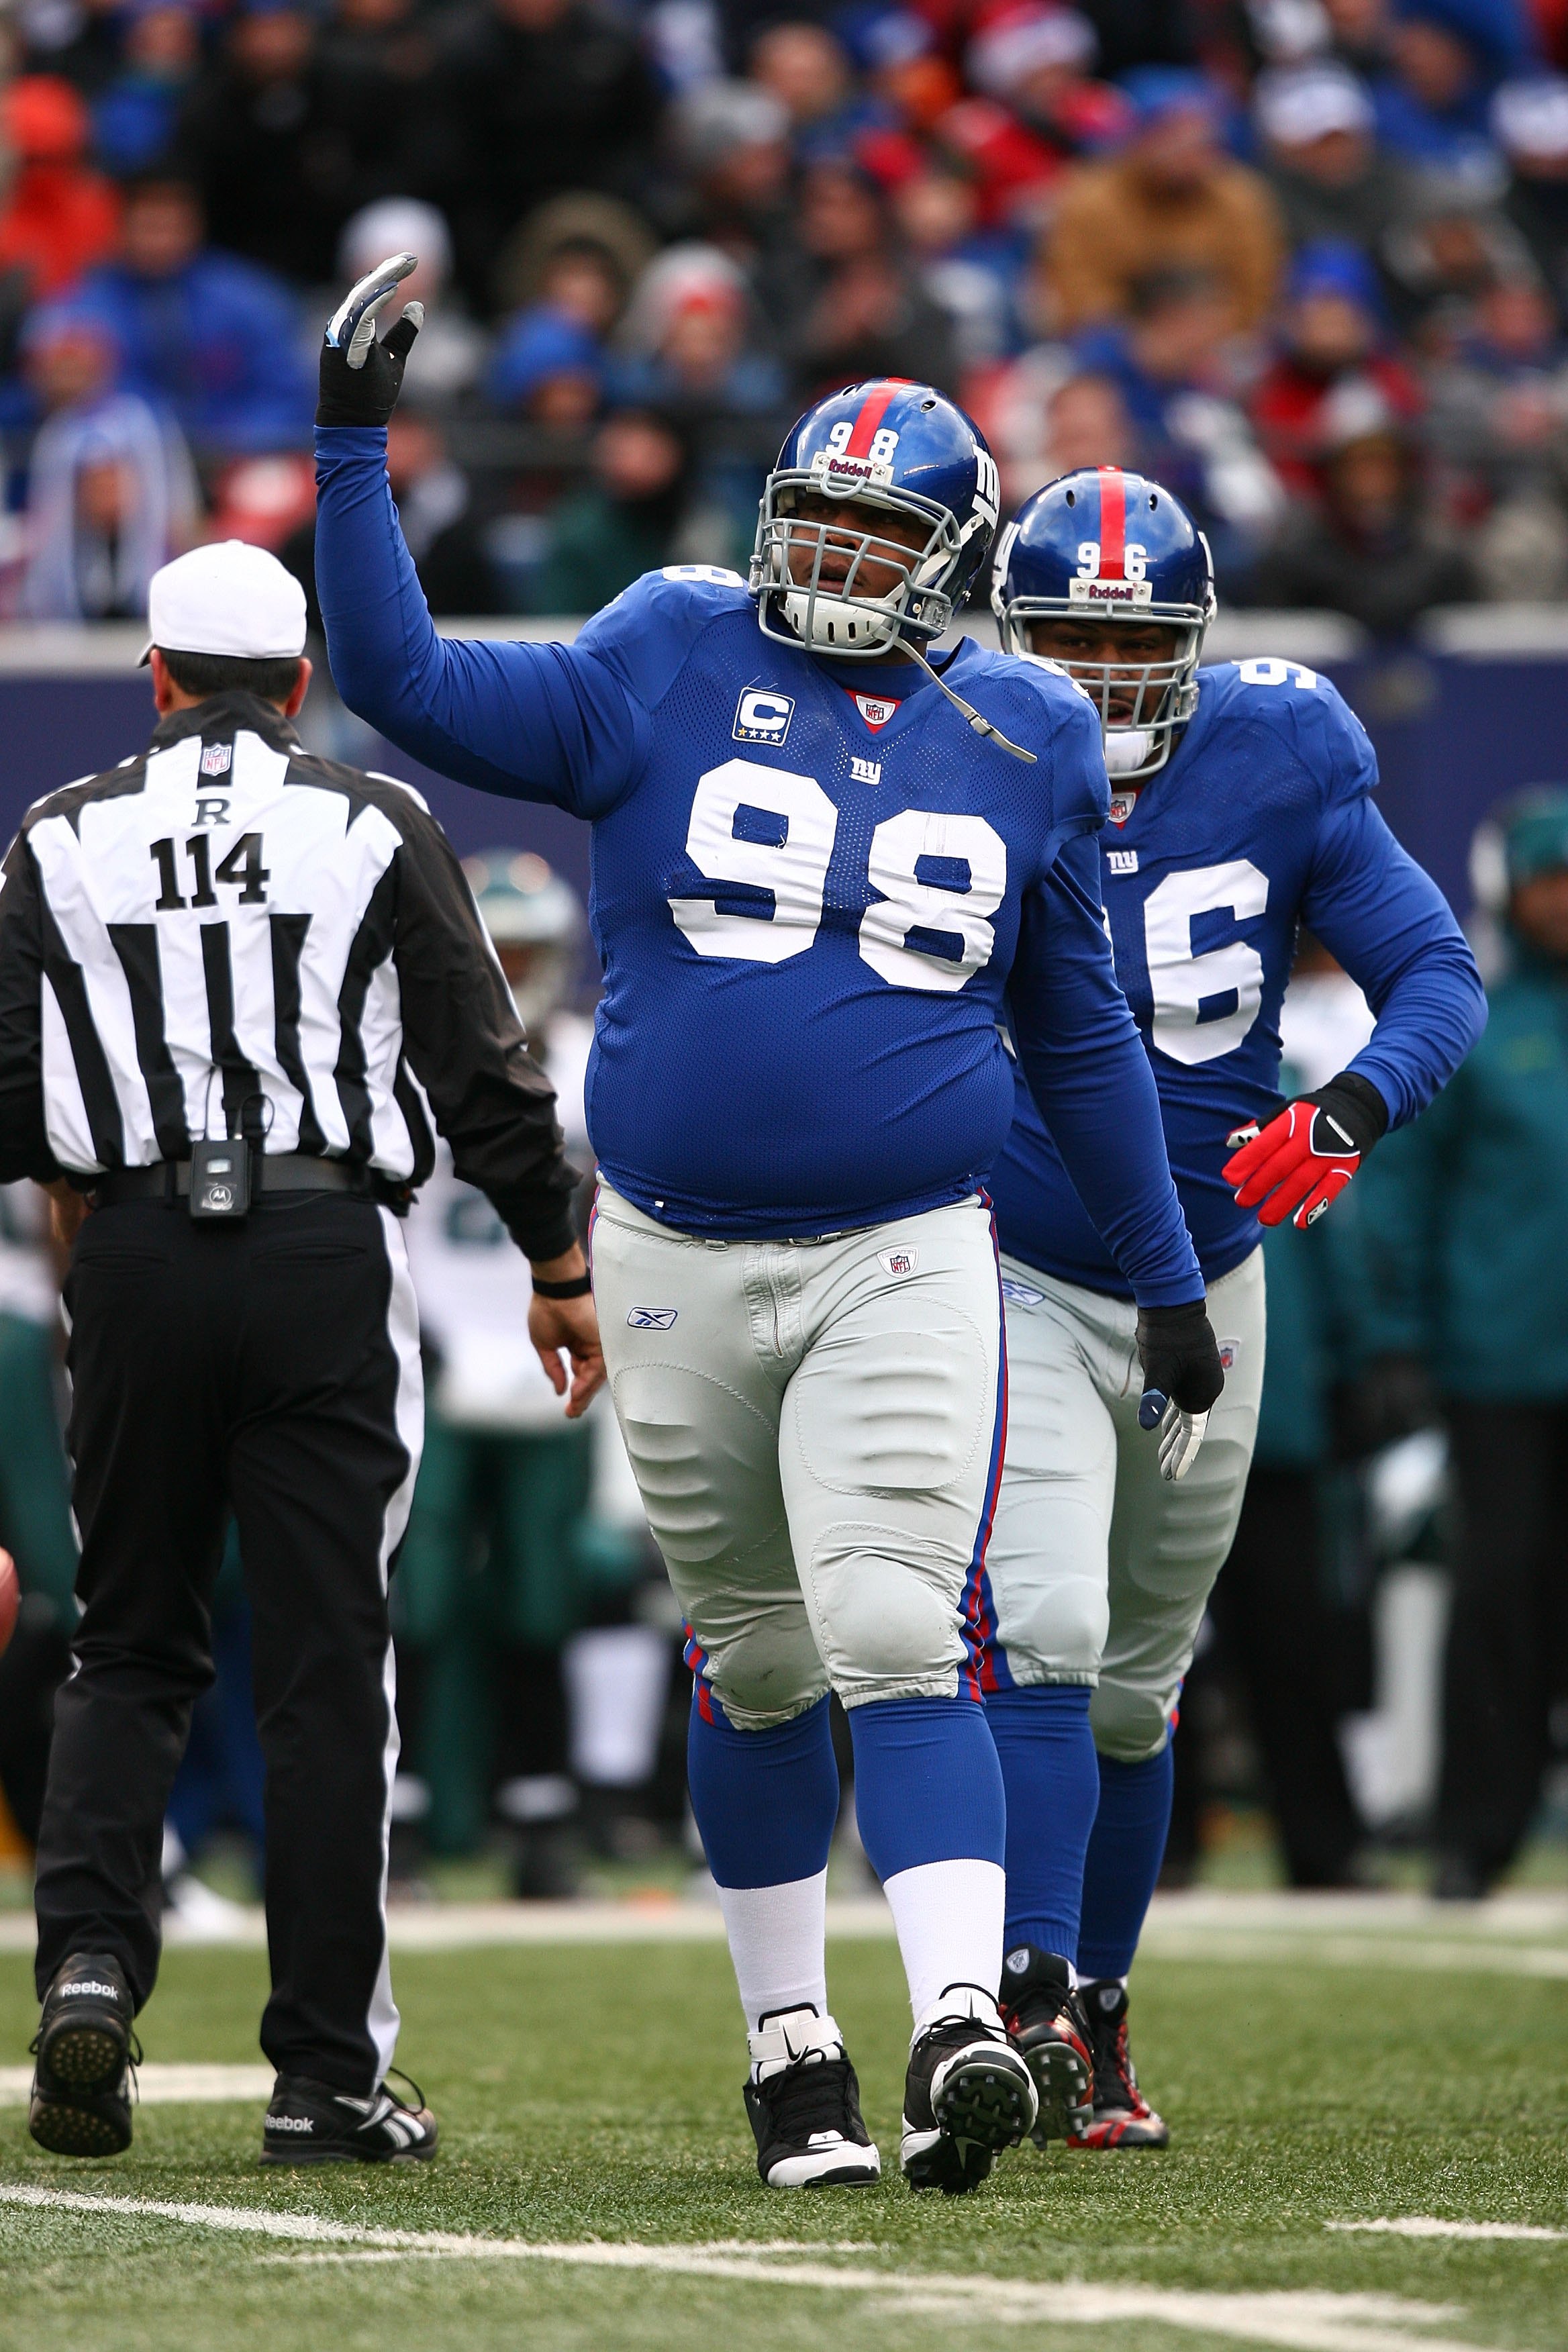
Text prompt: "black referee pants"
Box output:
[[35, 1193, 422, 2096]]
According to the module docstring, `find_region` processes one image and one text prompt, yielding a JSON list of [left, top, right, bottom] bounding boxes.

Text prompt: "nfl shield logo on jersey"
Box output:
[[199, 742, 233, 777], [1108, 791, 1136, 827], [851, 693, 899, 732], [877, 1247, 918, 1277], [734, 689, 795, 745]]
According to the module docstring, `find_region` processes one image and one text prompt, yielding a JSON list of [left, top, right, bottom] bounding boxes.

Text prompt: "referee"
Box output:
[[0, 540, 602, 2163]]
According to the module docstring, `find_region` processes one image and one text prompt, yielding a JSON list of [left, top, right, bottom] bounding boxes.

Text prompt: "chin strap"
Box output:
[[905, 640, 1037, 763]]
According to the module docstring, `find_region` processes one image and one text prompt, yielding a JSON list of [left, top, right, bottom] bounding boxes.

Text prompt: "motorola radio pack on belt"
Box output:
[[188, 1137, 252, 1221]]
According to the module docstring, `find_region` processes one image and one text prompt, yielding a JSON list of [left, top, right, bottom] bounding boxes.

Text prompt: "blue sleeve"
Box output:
[[314, 426, 648, 816], [1300, 793, 1487, 1130], [1007, 831, 1205, 1308]]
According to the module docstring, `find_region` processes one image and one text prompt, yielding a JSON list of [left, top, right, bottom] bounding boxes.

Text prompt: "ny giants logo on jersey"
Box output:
[[734, 689, 795, 746], [1106, 848, 1139, 873]]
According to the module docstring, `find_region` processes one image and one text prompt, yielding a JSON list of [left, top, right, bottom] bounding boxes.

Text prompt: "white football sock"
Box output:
[[716, 1869, 829, 2030], [882, 1857, 1006, 2022]]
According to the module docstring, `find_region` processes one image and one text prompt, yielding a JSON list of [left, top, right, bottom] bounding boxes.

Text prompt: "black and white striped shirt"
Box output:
[[0, 691, 579, 1260]]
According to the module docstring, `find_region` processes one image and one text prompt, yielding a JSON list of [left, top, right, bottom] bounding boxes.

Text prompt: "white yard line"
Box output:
[[0, 2064, 273, 2106], [1137, 1932, 1568, 1978], [0, 1888, 1563, 1957], [1328, 2220, 1567, 2244], [0, 2183, 1509, 2352]]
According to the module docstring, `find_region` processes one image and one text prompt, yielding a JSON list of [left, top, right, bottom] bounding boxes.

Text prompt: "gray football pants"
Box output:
[[984, 1247, 1265, 1763], [589, 1185, 1005, 1727]]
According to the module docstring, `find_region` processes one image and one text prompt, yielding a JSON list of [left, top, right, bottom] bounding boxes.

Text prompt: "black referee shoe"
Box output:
[[261, 2071, 438, 2163], [29, 1951, 138, 2157]]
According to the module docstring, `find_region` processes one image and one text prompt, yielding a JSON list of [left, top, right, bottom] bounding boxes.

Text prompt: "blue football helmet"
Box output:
[[991, 469, 1215, 781], [751, 381, 1002, 658]]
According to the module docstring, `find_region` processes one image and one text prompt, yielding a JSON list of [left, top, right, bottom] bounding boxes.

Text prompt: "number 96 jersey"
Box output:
[[987, 656, 1478, 1294], [571, 567, 1113, 1238]]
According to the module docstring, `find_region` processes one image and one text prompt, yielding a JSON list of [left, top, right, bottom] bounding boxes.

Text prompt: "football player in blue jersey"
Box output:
[[311, 258, 1226, 2196], [983, 468, 1486, 2149]]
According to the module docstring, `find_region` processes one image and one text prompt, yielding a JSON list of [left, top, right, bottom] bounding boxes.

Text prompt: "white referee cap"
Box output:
[[140, 540, 308, 667]]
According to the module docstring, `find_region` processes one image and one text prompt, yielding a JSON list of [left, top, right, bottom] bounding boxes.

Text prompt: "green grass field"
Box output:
[[1, 1921, 1565, 2352]]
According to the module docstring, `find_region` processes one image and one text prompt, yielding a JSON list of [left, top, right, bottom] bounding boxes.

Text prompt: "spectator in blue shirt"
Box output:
[[50, 174, 314, 456], [1374, 0, 1530, 179]]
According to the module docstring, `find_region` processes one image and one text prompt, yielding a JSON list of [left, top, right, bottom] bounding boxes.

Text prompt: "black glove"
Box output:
[[1136, 1300, 1226, 1418], [1135, 1298, 1226, 1481], [317, 250, 424, 429]]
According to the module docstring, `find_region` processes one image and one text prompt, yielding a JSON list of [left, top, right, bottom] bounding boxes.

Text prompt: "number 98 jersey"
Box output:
[[987, 656, 1479, 1294], [571, 568, 1118, 1236]]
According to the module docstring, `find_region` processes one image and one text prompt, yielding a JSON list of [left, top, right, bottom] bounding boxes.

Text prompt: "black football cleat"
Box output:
[[997, 1943, 1095, 2144], [900, 1983, 1038, 2195], [261, 2071, 438, 2163], [1067, 1979, 1169, 2149], [743, 2006, 881, 2188], [29, 1951, 138, 2157]]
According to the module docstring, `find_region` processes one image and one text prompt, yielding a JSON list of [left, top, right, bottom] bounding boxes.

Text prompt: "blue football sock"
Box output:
[[685, 1687, 839, 1889], [1076, 1743, 1175, 1982], [848, 1696, 1006, 1879], [986, 1683, 1099, 1967]]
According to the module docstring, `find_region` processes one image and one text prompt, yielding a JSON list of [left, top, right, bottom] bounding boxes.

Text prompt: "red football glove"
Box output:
[[1224, 1072, 1388, 1231]]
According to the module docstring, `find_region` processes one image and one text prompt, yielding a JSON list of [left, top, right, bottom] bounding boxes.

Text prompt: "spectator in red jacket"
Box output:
[[0, 78, 120, 303], [1251, 239, 1424, 500]]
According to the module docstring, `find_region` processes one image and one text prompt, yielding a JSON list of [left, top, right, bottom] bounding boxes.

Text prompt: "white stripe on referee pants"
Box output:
[[367, 1208, 426, 2084]]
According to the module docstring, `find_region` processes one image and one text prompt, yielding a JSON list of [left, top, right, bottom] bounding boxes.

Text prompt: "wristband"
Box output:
[[532, 1272, 593, 1299]]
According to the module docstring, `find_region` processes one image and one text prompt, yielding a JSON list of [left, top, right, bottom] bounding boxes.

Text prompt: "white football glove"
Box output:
[[326, 250, 422, 369], [1156, 1400, 1209, 1483]]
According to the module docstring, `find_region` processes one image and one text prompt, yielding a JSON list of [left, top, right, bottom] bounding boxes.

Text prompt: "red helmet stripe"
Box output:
[[844, 381, 905, 458], [1097, 466, 1126, 578]]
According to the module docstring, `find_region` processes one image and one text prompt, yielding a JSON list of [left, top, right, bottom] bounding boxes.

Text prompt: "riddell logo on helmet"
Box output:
[[811, 449, 893, 489], [1069, 577, 1153, 606]]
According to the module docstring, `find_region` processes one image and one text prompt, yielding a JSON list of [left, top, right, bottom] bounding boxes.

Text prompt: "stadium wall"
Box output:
[[5, 610, 1568, 916]]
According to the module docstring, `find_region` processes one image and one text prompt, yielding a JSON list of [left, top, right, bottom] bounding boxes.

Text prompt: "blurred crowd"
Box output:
[[10, 0, 1568, 628]]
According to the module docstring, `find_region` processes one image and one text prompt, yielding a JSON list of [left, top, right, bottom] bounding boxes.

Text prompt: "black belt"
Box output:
[[94, 1153, 370, 1207]]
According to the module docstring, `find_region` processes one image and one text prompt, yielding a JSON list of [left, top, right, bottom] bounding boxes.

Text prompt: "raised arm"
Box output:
[[315, 426, 648, 815]]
